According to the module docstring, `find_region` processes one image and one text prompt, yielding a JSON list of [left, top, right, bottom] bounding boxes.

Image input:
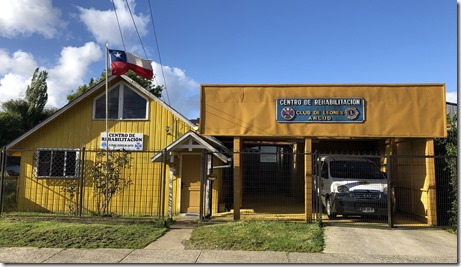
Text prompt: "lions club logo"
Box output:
[[345, 107, 359, 120]]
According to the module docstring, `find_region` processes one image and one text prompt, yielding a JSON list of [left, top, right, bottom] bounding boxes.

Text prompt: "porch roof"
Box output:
[[151, 130, 231, 163]]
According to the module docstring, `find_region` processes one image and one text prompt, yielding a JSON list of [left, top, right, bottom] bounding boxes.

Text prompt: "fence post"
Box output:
[[199, 149, 205, 222], [0, 147, 5, 215], [386, 155, 394, 228], [78, 147, 85, 217]]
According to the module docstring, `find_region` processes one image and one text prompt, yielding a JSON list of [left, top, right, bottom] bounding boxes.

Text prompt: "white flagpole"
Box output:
[[105, 43, 109, 215]]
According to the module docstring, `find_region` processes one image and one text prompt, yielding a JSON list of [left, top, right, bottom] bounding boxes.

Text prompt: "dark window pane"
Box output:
[[65, 151, 77, 176], [37, 151, 52, 176], [123, 87, 147, 119], [51, 151, 65, 176], [95, 87, 120, 119], [108, 87, 119, 119]]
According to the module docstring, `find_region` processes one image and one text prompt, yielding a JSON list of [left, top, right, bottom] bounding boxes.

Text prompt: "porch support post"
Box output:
[[425, 139, 437, 226], [304, 138, 313, 223], [233, 137, 242, 220]]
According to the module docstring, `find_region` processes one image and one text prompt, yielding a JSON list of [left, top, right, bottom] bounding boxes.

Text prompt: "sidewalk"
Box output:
[[0, 217, 457, 264]]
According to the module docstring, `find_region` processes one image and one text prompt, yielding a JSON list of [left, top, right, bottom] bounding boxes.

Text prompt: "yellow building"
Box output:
[[198, 84, 447, 225], [5, 75, 198, 216], [4, 81, 449, 226]]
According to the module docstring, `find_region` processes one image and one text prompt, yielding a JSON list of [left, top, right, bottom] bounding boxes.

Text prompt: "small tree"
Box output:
[[90, 150, 132, 215], [61, 180, 79, 215]]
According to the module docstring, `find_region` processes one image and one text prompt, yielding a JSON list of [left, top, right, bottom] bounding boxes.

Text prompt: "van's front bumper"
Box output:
[[330, 192, 388, 216]]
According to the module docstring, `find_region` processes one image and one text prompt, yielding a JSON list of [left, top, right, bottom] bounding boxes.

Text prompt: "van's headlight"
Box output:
[[337, 185, 349, 193]]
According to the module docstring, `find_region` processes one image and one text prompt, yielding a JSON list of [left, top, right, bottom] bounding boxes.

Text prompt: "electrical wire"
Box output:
[[111, 0, 126, 51], [112, 0, 170, 105], [148, 0, 171, 105], [124, 0, 149, 59]]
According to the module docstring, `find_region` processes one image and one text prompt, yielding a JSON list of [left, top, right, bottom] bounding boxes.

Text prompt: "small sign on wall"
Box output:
[[276, 98, 365, 123], [100, 132, 144, 151]]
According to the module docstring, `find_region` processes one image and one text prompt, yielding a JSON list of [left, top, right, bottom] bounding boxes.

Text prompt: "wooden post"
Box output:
[[233, 137, 242, 221], [425, 139, 437, 226], [304, 138, 312, 223]]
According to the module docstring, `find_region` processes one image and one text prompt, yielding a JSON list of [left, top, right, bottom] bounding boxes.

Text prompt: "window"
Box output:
[[260, 146, 277, 163], [94, 84, 148, 120], [35, 149, 79, 178]]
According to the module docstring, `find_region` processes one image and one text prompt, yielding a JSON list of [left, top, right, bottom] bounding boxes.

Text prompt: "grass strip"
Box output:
[[188, 220, 324, 252], [0, 217, 167, 249]]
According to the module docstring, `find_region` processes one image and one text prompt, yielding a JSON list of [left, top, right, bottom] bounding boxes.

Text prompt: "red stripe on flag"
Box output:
[[127, 62, 154, 80]]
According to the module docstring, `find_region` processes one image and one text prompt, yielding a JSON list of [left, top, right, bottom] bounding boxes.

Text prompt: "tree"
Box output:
[[124, 70, 163, 97], [0, 68, 56, 146], [90, 150, 132, 215], [66, 71, 106, 103], [0, 112, 24, 147], [434, 113, 457, 228], [66, 70, 163, 103], [25, 68, 48, 129]]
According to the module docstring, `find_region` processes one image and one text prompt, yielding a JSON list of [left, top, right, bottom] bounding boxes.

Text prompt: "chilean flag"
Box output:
[[109, 49, 154, 80]]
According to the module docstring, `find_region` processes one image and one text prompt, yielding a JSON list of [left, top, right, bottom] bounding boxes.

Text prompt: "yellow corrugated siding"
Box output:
[[11, 78, 194, 216]]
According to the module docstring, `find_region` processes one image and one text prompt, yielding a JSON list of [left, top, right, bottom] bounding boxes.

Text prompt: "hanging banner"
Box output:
[[100, 132, 144, 151], [276, 98, 365, 123]]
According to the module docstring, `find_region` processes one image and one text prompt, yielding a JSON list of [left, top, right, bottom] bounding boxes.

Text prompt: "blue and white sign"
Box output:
[[100, 132, 144, 151], [276, 98, 365, 123]]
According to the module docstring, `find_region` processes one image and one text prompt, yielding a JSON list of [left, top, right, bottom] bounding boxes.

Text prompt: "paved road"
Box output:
[[0, 224, 457, 263]]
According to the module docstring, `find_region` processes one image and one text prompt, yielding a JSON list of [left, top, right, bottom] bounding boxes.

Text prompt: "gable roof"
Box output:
[[151, 130, 231, 163], [6, 75, 197, 149]]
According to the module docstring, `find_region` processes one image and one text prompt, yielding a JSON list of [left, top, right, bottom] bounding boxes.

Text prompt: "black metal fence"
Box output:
[[0, 147, 457, 228], [0, 148, 165, 218], [216, 151, 457, 227]]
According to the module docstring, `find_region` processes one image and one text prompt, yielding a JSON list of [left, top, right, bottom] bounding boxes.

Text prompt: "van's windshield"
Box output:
[[330, 160, 385, 180]]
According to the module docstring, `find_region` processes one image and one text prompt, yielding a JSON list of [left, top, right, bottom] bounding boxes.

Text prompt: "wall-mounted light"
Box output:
[[165, 126, 170, 133]]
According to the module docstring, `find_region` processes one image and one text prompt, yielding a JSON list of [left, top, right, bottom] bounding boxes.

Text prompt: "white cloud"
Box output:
[[0, 50, 37, 76], [0, 43, 102, 110], [0, 50, 38, 103], [446, 91, 457, 104], [152, 62, 200, 119], [0, 0, 63, 38], [47, 42, 103, 108], [78, 0, 149, 51]]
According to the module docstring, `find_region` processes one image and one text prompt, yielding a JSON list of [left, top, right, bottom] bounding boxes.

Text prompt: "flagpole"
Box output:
[[105, 43, 109, 215]]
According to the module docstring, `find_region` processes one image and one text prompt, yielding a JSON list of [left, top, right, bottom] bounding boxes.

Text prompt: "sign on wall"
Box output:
[[100, 132, 144, 151], [276, 98, 365, 123]]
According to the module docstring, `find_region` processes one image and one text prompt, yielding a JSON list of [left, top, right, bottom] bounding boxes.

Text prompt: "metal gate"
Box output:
[[312, 153, 390, 226], [312, 153, 457, 228]]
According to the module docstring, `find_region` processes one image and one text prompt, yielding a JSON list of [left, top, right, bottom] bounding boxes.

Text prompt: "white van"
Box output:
[[318, 156, 388, 219]]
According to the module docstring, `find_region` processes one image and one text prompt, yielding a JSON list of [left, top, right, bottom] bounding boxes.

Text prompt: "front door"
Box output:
[[180, 154, 201, 213]]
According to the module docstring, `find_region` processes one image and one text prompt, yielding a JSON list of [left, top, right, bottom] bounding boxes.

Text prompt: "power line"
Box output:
[[148, 0, 171, 105], [111, 0, 126, 51], [124, 0, 149, 59]]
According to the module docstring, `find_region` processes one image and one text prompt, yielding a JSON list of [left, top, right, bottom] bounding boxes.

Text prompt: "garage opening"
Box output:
[[312, 139, 390, 225], [239, 143, 305, 220]]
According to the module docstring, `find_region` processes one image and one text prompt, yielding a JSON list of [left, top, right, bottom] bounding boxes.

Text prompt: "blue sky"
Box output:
[[0, 0, 457, 119]]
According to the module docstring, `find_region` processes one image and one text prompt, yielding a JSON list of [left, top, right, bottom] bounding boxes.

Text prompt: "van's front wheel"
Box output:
[[326, 198, 337, 219]]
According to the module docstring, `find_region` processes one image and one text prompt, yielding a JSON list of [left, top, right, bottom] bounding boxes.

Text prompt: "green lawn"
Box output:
[[187, 220, 324, 252], [0, 215, 167, 249]]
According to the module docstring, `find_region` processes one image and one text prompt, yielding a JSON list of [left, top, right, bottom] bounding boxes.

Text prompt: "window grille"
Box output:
[[34, 149, 80, 178]]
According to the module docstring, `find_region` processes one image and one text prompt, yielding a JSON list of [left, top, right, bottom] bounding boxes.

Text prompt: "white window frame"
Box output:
[[93, 82, 149, 120]]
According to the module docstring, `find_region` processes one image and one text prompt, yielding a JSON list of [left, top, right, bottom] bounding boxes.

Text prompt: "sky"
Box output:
[[0, 0, 457, 119]]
